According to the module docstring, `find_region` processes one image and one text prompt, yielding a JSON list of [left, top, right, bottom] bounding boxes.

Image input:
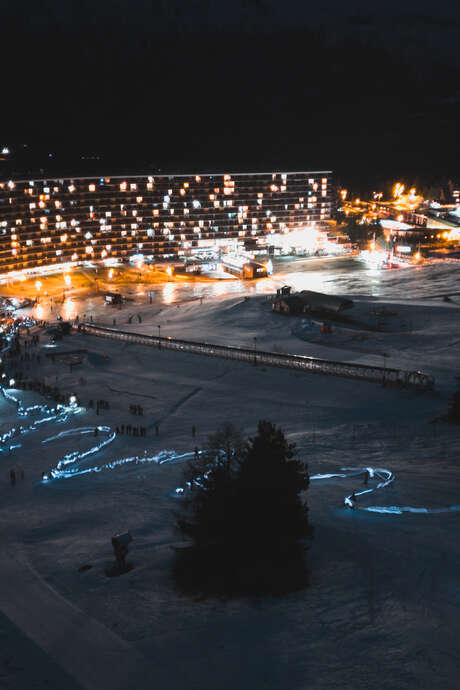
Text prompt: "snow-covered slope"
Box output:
[[2, 264, 460, 689]]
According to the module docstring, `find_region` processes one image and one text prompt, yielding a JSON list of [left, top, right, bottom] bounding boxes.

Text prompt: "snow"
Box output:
[[1, 260, 460, 689]]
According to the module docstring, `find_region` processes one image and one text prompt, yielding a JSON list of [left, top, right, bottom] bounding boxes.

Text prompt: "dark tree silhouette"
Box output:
[[173, 421, 313, 596]]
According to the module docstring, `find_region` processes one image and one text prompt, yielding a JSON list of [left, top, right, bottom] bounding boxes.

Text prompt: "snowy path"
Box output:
[[0, 542, 159, 690]]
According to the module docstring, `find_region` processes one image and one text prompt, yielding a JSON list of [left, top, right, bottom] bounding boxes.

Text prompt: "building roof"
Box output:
[[297, 290, 354, 312]]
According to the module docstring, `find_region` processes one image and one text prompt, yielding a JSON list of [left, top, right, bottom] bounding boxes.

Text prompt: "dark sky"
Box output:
[[2, 1, 460, 185]]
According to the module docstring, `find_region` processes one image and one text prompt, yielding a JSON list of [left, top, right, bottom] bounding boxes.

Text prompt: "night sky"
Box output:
[[2, 1, 460, 187]]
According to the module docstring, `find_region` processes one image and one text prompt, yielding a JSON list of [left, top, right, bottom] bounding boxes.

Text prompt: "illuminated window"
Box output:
[[120, 182, 127, 191], [89, 184, 96, 192], [130, 183, 137, 191]]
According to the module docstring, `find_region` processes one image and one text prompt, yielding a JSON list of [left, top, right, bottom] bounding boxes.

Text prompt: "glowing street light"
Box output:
[[64, 274, 71, 286], [69, 395, 77, 404], [35, 280, 42, 292], [9, 378, 15, 387]]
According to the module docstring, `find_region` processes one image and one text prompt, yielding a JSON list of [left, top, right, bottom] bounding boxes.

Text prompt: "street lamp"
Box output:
[[253, 336, 257, 366], [157, 324, 161, 349]]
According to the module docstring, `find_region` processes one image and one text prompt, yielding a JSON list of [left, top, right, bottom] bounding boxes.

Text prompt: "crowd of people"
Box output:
[[115, 424, 147, 437]]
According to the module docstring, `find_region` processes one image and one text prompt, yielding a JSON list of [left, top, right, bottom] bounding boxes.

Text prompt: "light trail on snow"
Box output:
[[311, 466, 460, 515], [0, 384, 82, 453], [41, 424, 200, 481], [4, 376, 460, 516]]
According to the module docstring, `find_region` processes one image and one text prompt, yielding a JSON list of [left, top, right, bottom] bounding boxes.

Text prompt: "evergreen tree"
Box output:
[[173, 420, 312, 596]]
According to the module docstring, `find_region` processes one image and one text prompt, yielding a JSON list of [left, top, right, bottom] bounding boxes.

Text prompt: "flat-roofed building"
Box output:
[[0, 171, 332, 274]]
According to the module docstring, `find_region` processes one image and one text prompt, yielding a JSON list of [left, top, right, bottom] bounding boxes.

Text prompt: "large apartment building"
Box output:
[[0, 171, 332, 274]]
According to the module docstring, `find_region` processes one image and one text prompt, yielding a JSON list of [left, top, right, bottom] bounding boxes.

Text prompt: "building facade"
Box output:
[[0, 171, 332, 274]]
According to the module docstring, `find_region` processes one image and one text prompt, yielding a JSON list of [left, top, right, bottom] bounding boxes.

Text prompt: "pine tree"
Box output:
[[173, 420, 312, 596]]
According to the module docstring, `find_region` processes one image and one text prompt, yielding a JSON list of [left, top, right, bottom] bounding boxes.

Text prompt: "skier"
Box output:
[[350, 491, 357, 508]]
